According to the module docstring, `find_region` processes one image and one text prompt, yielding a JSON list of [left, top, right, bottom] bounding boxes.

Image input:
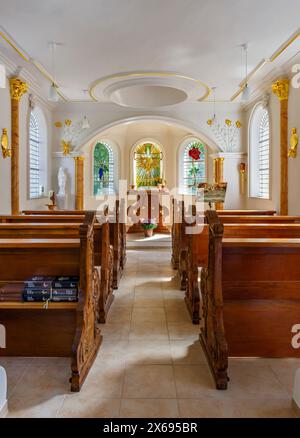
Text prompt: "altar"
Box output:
[[127, 188, 170, 234]]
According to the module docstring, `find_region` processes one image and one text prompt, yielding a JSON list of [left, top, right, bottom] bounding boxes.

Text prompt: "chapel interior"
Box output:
[[1, 0, 300, 419]]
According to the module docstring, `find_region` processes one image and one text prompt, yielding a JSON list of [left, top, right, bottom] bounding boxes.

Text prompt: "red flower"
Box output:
[[188, 147, 201, 161]]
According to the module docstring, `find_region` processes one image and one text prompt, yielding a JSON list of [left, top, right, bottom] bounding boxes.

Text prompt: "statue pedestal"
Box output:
[[56, 194, 69, 210]]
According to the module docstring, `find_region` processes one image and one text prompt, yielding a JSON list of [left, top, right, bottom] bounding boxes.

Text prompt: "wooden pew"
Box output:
[[0, 217, 114, 323], [171, 198, 181, 269], [0, 212, 101, 392], [199, 211, 300, 390], [186, 219, 300, 324], [172, 206, 277, 277], [22, 203, 126, 288], [220, 215, 300, 224], [4, 211, 122, 290]]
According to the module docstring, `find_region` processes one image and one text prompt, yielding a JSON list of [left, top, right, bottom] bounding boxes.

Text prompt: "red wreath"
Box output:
[[188, 147, 201, 161]]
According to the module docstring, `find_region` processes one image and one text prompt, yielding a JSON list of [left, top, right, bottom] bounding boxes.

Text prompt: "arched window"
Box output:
[[179, 140, 206, 193], [29, 108, 47, 199], [249, 105, 270, 199], [93, 142, 114, 195], [133, 142, 163, 188]]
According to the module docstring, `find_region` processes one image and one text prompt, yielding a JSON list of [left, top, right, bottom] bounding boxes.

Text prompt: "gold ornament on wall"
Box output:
[[1, 128, 11, 158], [239, 162, 247, 195], [55, 117, 89, 156], [289, 128, 298, 158], [62, 140, 71, 156]]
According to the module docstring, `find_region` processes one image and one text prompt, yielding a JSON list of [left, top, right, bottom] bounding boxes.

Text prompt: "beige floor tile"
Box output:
[[228, 362, 291, 400], [120, 399, 179, 418], [267, 358, 300, 393], [58, 396, 121, 418], [0, 358, 32, 398], [129, 321, 169, 341], [178, 398, 296, 418], [165, 303, 190, 323], [135, 283, 163, 294], [100, 322, 131, 340], [126, 340, 172, 365], [81, 365, 125, 399], [94, 340, 128, 368], [132, 307, 166, 323], [170, 340, 206, 365], [8, 394, 65, 418], [123, 365, 176, 398], [174, 364, 216, 398], [134, 295, 164, 308], [114, 292, 135, 306], [107, 306, 133, 323], [167, 322, 200, 340]]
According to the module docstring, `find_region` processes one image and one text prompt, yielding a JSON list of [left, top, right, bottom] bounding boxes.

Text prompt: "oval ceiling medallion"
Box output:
[[89, 72, 210, 107]]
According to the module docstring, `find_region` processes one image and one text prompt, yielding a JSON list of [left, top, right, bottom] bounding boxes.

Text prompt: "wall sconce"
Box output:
[[1, 129, 11, 158], [288, 127, 298, 158], [239, 162, 246, 195]]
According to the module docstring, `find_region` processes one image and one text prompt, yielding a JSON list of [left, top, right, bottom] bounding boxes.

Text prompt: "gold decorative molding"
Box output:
[[272, 79, 289, 101], [0, 31, 29, 62], [9, 78, 28, 100], [73, 156, 85, 161]]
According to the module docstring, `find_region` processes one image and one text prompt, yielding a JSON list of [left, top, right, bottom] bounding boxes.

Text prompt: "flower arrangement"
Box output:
[[141, 219, 157, 237]]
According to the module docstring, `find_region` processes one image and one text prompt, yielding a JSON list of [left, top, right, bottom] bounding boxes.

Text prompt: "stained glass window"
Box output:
[[183, 142, 206, 191], [134, 143, 163, 188], [93, 142, 114, 195]]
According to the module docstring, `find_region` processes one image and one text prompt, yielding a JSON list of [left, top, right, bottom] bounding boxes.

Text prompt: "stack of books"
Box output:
[[23, 276, 79, 302]]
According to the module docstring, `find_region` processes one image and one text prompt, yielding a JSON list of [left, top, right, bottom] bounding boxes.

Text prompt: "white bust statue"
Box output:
[[58, 167, 67, 196]]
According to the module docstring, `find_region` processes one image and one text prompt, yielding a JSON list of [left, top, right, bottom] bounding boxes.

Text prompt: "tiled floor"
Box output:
[[1, 248, 300, 418]]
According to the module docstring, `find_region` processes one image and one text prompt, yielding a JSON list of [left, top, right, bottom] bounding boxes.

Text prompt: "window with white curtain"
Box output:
[[29, 108, 47, 199], [249, 105, 270, 199]]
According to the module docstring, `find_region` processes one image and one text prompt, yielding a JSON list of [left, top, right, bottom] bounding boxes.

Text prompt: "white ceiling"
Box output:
[[1, 0, 300, 104]]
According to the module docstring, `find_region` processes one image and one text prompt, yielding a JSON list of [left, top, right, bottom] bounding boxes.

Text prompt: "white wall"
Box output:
[[0, 77, 52, 214]]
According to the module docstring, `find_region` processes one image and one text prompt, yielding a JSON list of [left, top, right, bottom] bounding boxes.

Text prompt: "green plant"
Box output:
[[141, 219, 157, 230]]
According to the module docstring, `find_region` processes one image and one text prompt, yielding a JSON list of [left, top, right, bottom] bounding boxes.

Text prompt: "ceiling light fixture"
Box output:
[[81, 115, 90, 130], [207, 87, 217, 126], [48, 42, 59, 102], [241, 43, 250, 102]]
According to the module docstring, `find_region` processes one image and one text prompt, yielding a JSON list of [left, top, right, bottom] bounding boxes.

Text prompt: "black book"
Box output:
[[51, 296, 78, 302], [23, 287, 52, 293], [51, 289, 78, 296], [52, 281, 78, 289], [23, 295, 50, 302], [24, 281, 53, 288]]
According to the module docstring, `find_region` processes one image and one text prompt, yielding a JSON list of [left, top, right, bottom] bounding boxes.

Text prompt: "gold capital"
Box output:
[[9, 77, 28, 100], [73, 156, 85, 161], [272, 79, 289, 101]]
